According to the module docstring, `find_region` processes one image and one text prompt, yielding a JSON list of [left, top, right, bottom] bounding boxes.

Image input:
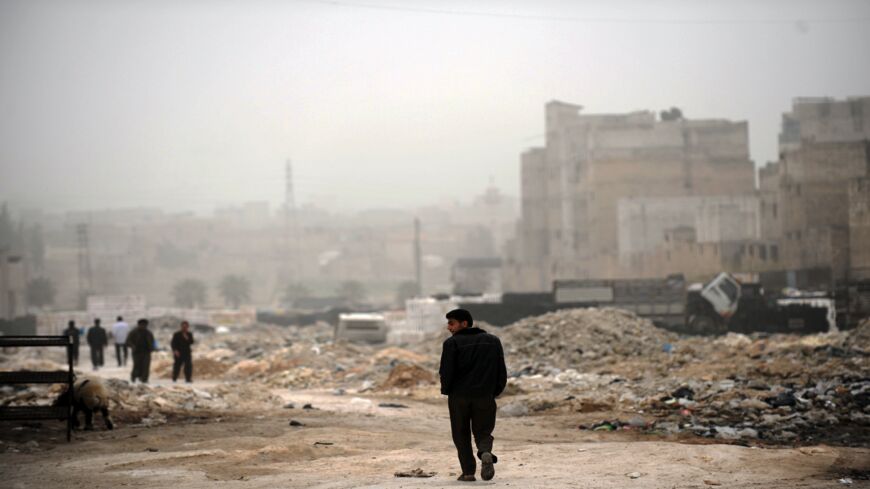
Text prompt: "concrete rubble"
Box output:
[[1, 310, 867, 448]]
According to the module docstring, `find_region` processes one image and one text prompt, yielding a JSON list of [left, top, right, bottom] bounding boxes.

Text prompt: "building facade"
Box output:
[[505, 101, 756, 290]]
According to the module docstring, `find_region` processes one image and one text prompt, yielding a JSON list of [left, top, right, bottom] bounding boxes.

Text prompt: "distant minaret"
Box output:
[[284, 160, 300, 279], [76, 222, 92, 305]]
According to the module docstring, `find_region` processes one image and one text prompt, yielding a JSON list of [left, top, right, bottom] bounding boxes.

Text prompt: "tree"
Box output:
[[0, 203, 14, 251], [26, 277, 56, 309], [172, 278, 208, 308], [660, 107, 684, 121], [27, 225, 45, 272], [395, 280, 420, 307], [218, 274, 250, 309], [336, 280, 366, 304], [281, 283, 310, 307]]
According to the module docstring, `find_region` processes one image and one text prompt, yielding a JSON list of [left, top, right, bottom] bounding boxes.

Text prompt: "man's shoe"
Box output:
[[480, 452, 495, 481], [457, 474, 476, 482]]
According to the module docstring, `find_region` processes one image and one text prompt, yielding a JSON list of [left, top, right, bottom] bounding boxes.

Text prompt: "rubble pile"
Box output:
[[494, 310, 869, 446], [500, 308, 677, 370], [378, 363, 436, 390], [1, 308, 867, 448]]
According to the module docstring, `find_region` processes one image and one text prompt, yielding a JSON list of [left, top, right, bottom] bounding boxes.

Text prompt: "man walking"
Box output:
[[126, 318, 155, 383], [171, 320, 195, 383], [86, 318, 108, 371], [64, 320, 80, 366], [439, 308, 507, 482], [112, 316, 130, 367]]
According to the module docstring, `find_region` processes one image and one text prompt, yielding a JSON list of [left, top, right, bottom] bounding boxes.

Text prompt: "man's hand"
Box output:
[[173, 350, 180, 358]]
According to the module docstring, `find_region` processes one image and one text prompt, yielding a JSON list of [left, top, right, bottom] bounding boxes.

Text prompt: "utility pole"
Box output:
[[414, 218, 422, 295], [76, 223, 92, 307]]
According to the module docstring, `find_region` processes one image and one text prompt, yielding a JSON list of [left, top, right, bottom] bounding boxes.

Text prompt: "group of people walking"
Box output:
[[63, 318, 195, 384]]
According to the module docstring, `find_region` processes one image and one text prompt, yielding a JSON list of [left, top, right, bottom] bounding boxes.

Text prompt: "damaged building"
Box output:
[[505, 101, 757, 290], [762, 97, 870, 287]]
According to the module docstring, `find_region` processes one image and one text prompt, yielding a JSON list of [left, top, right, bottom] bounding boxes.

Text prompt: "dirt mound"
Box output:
[[844, 318, 870, 352], [500, 307, 676, 369], [153, 357, 232, 380], [379, 363, 436, 390]]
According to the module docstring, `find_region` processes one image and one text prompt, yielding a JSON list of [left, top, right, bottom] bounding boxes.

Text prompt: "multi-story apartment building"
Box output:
[[505, 101, 756, 290]]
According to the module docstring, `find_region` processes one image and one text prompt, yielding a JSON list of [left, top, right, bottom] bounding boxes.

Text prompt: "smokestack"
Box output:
[[414, 218, 421, 295]]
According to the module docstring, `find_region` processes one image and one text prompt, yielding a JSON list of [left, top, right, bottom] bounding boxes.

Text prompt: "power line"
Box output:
[[300, 0, 870, 25]]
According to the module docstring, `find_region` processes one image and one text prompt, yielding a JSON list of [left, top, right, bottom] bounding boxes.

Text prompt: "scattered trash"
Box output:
[[394, 468, 436, 478], [145, 447, 159, 452], [499, 401, 529, 418], [378, 402, 408, 409], [313, 441, 333, 446], [703, 479, 722, 486], [289, 420, 304, 427], [626, 472, 642, 479]]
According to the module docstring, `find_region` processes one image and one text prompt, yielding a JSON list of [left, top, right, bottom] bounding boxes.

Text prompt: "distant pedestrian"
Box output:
[[439, 309, 507, 482], [126, 318, 155, 383], [64, 320, 80, 365], [171, 320, 195, 383], [112, 316, 130, 367], [86, 318, 108, 371]]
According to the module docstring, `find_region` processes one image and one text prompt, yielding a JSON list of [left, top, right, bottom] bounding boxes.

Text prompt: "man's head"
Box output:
[[137, 318, 149, 328], [94, 318, 101, 327], [68, 320, 75, 328], [446, 309, 473, 335], [180, 320, 190, 332], [117, 316, 123, 322]]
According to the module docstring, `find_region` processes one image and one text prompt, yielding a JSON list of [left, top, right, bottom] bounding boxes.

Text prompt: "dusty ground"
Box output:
[[1, 376, 867, 488], [2, 315, 868, 488]]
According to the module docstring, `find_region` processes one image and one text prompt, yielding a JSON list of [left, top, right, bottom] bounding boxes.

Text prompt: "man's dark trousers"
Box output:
[[131, 353, 151, 383], [448, 395, 498, 476], [90, 346, 104, 369], [172, 353, 192, 382], [115, 344, 128, 367]]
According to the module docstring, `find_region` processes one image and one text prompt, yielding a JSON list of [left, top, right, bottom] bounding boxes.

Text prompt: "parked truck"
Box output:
[[548, 272, 833, 335], [685, 272, 832, 335]]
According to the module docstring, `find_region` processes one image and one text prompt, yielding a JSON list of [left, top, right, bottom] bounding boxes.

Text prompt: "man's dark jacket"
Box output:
[[126, 326, 155, 354], [439, 327, 507, 398], [86, 325, 108, 348], [171, 331, 194, 356]]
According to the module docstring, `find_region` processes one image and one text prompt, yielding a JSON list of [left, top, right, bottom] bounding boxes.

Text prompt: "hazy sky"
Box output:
[[2, 0, 869, 214]]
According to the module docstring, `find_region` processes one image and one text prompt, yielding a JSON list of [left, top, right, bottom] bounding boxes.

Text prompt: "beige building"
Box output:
[[770, 97, 870, 284], [0, 250, 27, 320], [505, 101, 756, 291], [848, 178, 870, 280]]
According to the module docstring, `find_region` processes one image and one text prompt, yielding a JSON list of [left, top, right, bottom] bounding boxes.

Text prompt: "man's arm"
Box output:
[[494, 338, 507, 397], [439, 338, 457, 396]]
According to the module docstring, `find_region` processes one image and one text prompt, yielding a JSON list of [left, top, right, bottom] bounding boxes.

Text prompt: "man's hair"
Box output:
[[94, 318, 101, 325], [117, 316, 123, 321], [68, 320, 75, 327], [181, 320, 189, 327], [446, 308, 473, 327], [137, 318, 149, 327]]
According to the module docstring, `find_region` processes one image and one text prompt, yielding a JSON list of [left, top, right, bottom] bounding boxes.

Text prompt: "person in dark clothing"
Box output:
[[171, 320, 195, 383], [126, 318, 155, 383], [439, 308, 507, 482], [86, 319, 108, 371], [64, 320, 80, 366]]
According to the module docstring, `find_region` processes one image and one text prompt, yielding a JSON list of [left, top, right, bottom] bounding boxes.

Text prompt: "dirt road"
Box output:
[[2, 387, 867, 489]]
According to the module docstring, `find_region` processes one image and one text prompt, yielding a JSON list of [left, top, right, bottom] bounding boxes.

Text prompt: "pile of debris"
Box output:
[[500, 308, 677, 371], [494, 311, 869, 446]]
